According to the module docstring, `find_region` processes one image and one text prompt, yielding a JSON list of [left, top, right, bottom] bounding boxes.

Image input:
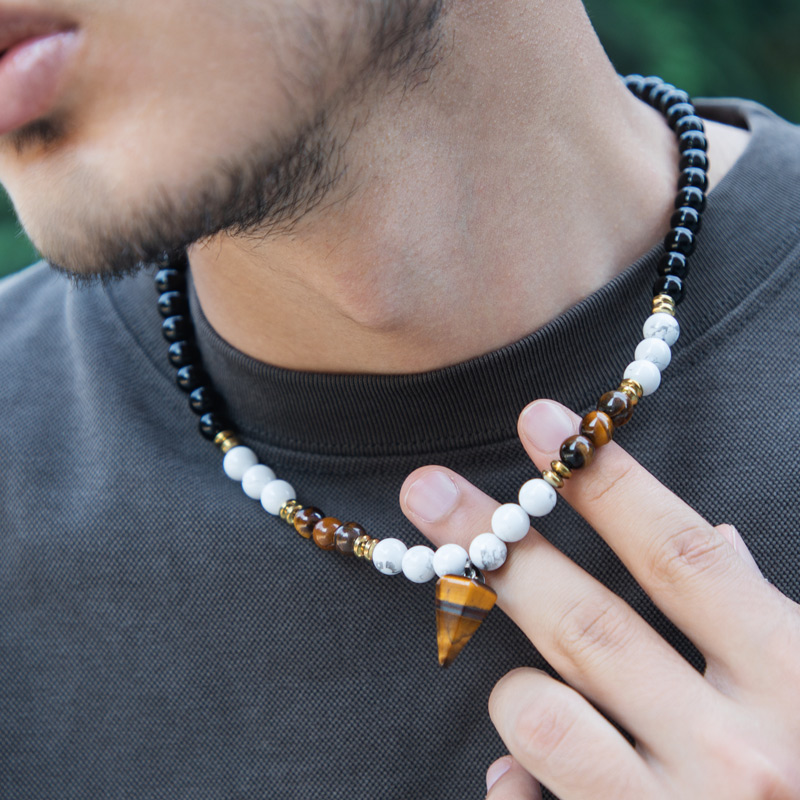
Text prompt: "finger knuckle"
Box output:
[[643, 518, 728, 591], [512, 695, 579, 766], [551, 593, 636, 672], [699, 731, 795, 799]]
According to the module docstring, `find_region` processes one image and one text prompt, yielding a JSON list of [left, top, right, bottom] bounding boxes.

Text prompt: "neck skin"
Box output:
[[188, 0, 749, 375]]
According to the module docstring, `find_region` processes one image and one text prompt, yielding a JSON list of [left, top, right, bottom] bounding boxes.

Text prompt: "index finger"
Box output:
[[517, 399, 787, 682]]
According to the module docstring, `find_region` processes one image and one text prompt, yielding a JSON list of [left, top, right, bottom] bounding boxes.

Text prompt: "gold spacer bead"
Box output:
[[279, 499, 303, 524], [619, 378, 644, 402], [353, 534, 373, 560], [364, 538, 378, 562], [651, 294, 676, 316], [550, 460, 572, 481], [542, 470, 564, 490], [214, 430, 241, 453]]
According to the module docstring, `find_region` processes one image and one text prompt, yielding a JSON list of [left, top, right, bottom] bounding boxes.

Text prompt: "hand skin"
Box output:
[[401, 399, 800, 799]]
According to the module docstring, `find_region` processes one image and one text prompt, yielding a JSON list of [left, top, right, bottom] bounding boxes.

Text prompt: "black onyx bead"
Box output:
[[659, 88, 690, 112], [158, 290, 187, 318], [674, 115, 705, 137], [658, 251, 689, 279], [653, 275, 684, 303], [675, 186, 707, 212], [623, 74, 645, 94], [161, 315, 191, 343], [168, 340, 199, 368], [647, 82, 674, 108], [176, 364, 206, 392], [666, 102, 695, 129], [680, 148, 709, 172], [154, 268, 185, 293], [678, 130, 708, 153], [670, 206, 701, 234], [678, 167, 708, 192], [199, 412, 228, 441], [664, 226, 696, 256], [639, 76, 664, 99], [189, 386, 218, 415]]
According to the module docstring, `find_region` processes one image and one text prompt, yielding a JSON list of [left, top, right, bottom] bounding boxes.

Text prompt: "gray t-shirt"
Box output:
[[2, 100, 799, 800]]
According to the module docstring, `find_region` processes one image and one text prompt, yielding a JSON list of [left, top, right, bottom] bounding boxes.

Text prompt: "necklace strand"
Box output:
[[153, 75, 708, 665]]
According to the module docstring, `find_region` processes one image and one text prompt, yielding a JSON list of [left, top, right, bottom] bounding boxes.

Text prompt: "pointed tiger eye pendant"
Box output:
[[435, 575, 497, 667]]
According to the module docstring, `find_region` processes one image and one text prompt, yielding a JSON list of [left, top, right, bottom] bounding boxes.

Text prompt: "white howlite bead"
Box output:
[[642, 312, 680, 346], [402, 545, 436, 583], [433, 543, 469, 578], [372, 538, 407, 576], [241, 464, 277, 500], [260, 479, 296, 515], [491, 503, 531, 543], [469, 533, 508, 572], [222, 446, 258, 481], [518, 478, 558, 517], [624, 359, 662, 396], [634, 337, 672, 371]]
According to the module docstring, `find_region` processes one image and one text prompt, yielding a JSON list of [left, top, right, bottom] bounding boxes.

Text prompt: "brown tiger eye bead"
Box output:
[[313, 517, 341, 551], [559, 434, 595, 470], [580, 410, 615, 447], [294, 507, 324, 539], [335, 522, 365, 556], [596, 390, 635, 427]]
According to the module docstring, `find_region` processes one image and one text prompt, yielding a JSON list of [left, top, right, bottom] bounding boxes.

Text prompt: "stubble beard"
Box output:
[[36, 0, 446, 285]]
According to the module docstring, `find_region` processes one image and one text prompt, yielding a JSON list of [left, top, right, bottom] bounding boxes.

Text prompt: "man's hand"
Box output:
[[401, 399, 800, 799]]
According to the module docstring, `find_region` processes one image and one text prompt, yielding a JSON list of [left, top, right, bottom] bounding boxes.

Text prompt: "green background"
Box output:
[[1, 0, 798, 278]]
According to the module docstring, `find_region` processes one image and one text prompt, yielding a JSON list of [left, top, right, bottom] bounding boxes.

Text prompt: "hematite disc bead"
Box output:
[[559, 434, 595, 471], [675, 186, 706, 212], [335, 522, 365, 555], [294, 507, 325, 539], [623, 74, 645, 94], [658, 251, 688, 279], [168, 340, 199, 367], [176, 364, 206, 392], [670, 207, 701, 234], [189, 385, 218, 414], [597, 390, 635, 427], [664, 227, 695, 256], [157, 291, 187, 317], [680, 149, 709, 172], [678, 130, 708, 153], [678, 167, 708, 192], [154, 268, 185, 293], [199, 411, 228, 440], [162, 315, 191, 343], [580, 411, 615, 447], [313, 517, 341, 551], [653, 275, 684, 303]]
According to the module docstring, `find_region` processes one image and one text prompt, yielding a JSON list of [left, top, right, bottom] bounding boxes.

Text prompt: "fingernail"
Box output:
[[520, 400, 575, 453], [404, 470, 460, 523], [486, 756, 513, 791]]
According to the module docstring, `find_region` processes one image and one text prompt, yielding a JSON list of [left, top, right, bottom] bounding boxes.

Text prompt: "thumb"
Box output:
[[485, 755, 542, 800]]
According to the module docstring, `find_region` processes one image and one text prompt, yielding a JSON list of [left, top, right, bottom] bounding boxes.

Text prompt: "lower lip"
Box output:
[[0, 30, 79, 136]]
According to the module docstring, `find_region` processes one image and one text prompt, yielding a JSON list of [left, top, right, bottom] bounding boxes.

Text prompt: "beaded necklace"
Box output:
[[153, 75, 708, 667]]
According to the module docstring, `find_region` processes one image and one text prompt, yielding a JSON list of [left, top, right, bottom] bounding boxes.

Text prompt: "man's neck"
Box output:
[[188, 0, 748, 375]]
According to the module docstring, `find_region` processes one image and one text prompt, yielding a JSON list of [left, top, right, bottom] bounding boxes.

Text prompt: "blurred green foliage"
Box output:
[[1, 0, 798, 279]]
